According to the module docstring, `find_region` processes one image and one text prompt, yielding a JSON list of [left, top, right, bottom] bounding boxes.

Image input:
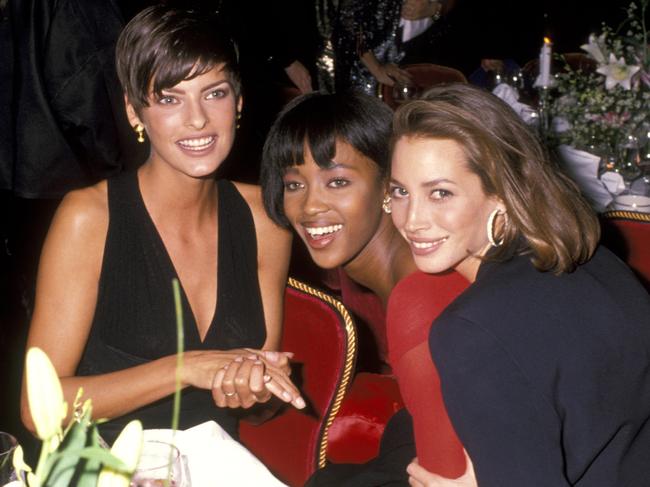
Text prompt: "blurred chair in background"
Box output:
[[378, 63, 467, 109]]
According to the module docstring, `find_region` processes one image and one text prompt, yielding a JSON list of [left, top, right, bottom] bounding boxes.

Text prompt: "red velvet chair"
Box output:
[[326, 372, 403, 464], [239, 278, 358, 487], [600, 210, 650, 291], [378, 63, 467, 110]]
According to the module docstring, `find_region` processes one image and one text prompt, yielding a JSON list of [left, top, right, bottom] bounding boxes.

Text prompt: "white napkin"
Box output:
[[143, 421, 287, 487], [551, 116, 571, 134], [492, 83, 538, 125], [557, 144, 613, 212], [600, 171, 626, 195]]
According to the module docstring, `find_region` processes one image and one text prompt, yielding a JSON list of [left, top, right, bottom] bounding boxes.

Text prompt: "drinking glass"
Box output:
[[392, 81, 416, 102], [617, 133, 642, 183], [0, 432, 19, 485], [130, 441, 191, 487], [507, 68, 525, 91], [630, 125, 650, 196]]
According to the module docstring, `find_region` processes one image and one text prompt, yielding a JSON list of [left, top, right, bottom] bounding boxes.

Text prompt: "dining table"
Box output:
[[491, 83, 650, 215]]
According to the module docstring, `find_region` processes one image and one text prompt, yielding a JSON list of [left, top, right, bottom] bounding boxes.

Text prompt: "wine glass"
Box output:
[[392, 81, 417, 103], [507, 68, 525, 92], [617, 133, 642, 184], [630, 125, 650, 196], [130, 441, 191, 487], [0, 432, 19, 485]]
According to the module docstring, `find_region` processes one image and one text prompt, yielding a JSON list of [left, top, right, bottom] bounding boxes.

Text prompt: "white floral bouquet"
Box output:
[[551, 0, 650, 158], [9, 347, 142, 487]]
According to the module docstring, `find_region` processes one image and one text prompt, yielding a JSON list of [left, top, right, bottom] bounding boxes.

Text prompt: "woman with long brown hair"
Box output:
[[390, 83, 650, 486]]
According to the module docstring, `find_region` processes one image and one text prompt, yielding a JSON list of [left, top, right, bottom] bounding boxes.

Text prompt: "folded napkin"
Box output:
[[551, 116, 571, 134], [143, 421, 287, 486], [492, 83, 538, 125], [600, 171, 626, 195], [557, 144, 613, 212]]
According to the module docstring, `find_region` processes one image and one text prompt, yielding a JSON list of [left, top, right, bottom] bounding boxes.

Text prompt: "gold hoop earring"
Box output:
[[487, 209, 505, 247], [382, 195, 392, 214], [236, 111, 242, 129], [134, 124, 145, 143]]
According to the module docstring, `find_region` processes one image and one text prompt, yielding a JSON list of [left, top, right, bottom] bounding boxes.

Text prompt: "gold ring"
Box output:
[[224, 391, 236, 397]]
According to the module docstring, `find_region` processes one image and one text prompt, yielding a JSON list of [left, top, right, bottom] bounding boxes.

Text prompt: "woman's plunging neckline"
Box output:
[[135, 177, 220, 344]]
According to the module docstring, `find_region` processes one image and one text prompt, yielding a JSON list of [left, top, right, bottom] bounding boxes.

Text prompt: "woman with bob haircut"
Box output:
[[21, 3, 304, 445], [388, 82, 650, 486], [261, 90, 469, 485], [262, 90, 418, 369]]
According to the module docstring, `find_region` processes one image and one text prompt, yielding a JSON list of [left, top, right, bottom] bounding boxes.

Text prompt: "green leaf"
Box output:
[[74, 426, 103, 487], [42, 414, 90, 486]]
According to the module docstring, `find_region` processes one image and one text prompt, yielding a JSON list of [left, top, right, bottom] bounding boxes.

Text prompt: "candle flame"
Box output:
[[544, 37, 552, 44]]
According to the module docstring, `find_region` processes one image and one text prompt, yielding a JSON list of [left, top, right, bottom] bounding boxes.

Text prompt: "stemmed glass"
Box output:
[[0, 432, 19, 485], [392, 81, 417, 103], [130, 441, 191, 487], [619, 132, 650, 196]]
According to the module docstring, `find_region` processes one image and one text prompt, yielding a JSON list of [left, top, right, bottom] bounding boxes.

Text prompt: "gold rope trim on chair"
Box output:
[[286, 277, 358, 470], [601, 210, 650, 222]]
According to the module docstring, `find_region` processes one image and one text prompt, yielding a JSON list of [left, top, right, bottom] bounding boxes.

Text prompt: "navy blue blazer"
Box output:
[[430, 246, 650, 486]]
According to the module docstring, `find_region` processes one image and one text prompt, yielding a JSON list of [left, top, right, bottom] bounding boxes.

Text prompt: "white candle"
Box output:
[[539, 37, 552, 87]]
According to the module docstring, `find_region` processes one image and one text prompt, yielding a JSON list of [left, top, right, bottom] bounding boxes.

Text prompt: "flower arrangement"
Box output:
[[8, 280, 186, 487], [10, 347, 142, 487], [550, 0, 650, 159]]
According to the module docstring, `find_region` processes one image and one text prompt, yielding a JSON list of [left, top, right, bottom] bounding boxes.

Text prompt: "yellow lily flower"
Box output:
[[25, 348, 66, 443], [96, 420, 143, 487], [11, 445, 31, 487]]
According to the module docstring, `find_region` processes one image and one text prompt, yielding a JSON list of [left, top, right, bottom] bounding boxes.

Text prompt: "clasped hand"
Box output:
[[183, 348, 305, 410]]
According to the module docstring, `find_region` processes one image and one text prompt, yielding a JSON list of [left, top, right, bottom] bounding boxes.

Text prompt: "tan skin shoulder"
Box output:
[[35, 181, 110, 299], [57, 181, 109, 237], [21, 181, 110, 428], [231, 181, 292, 250]]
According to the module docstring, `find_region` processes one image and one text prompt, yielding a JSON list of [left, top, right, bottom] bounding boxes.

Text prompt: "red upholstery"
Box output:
[[600, 211, 650, 291], [326, 372, 404, 463], [239, 278, 357, 487], [379, 63, 467, 110]]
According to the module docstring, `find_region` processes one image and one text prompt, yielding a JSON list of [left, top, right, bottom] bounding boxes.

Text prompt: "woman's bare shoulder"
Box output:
[[231, 182, 269, 223], [231, 181, 291, 245], [51, 180, 109, 244]]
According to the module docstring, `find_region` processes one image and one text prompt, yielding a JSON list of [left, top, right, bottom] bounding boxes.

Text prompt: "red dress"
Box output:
[[386, 270, 469, 476]]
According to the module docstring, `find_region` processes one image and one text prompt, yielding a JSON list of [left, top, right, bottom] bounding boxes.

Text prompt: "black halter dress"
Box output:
[[76, 171, 266, 443]]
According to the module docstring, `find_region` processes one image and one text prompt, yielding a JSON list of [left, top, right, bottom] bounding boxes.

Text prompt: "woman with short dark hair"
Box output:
[[261, 90, 415, 367], [21, 3, 304, 444], [390, 83, 650, 486]]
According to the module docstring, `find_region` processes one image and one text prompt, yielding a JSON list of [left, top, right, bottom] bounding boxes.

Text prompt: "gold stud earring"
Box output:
[[236, 112, 242, 129], [382, 195, 392, 214], [134, 124, 145, 143]]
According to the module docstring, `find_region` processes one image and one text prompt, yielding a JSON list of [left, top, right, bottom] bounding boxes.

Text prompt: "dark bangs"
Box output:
[[269, 93, 340, 172], [261, 91, 393, 227], [149, 21, 240, 102], [117, 4, 240, 111]]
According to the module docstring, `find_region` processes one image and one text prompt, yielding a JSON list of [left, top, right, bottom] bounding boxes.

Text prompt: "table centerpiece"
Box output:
[[550, 0, 650, 185]]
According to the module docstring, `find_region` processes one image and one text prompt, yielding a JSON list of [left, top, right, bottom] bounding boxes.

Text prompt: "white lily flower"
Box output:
[[597, 53, 641, 90], [25, 347, 67, 442], [97, 420, 143, 487], [581, 33, 607, 64]]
